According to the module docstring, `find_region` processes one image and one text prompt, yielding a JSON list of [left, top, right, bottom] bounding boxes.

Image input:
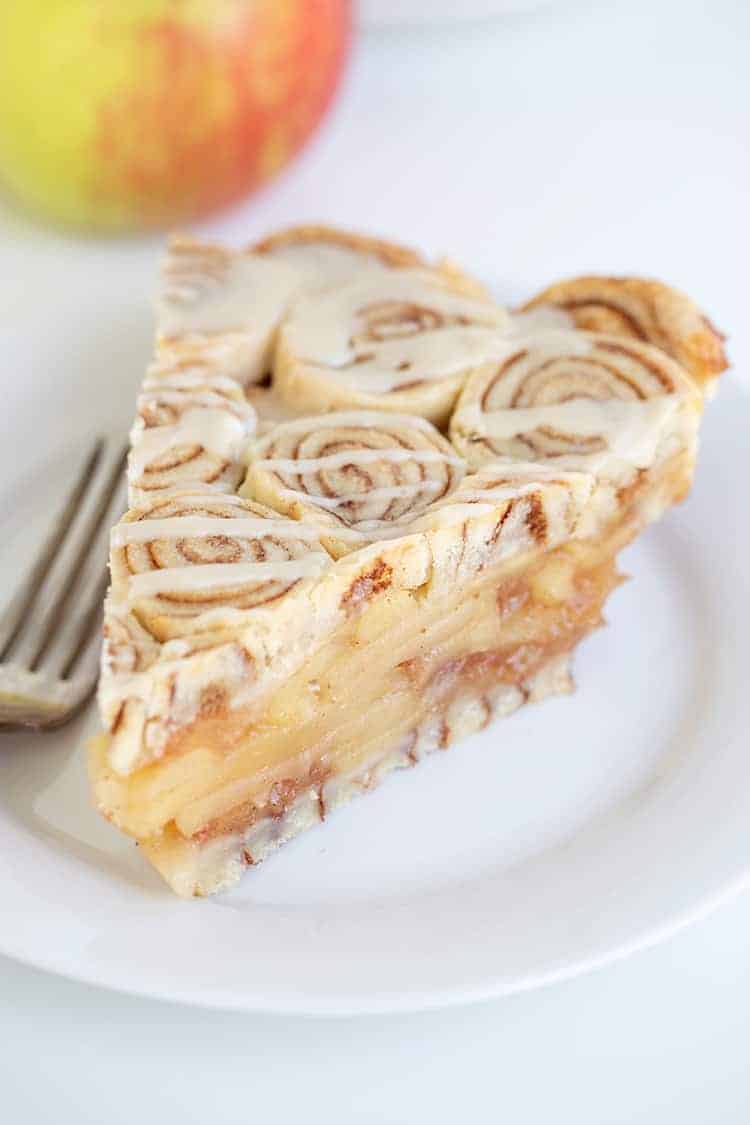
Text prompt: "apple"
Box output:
[[0, 0, 351, 230]]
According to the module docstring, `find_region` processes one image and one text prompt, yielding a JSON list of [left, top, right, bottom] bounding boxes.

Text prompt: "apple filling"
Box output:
[[90, 534, 619, 896]]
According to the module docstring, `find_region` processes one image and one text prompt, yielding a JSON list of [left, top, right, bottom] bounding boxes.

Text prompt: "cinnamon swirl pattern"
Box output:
[[244, 412, 465, 558], [157, 228, 467, 394], [109, 492, 330, 642], [275, 272, 509, 425], [128, 378, 257, 506], [522, 275, 728, 395], [450, 331, 702, 481]]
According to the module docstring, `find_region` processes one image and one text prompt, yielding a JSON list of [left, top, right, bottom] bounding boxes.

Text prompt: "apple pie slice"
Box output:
[[89, 226, 725, 896]]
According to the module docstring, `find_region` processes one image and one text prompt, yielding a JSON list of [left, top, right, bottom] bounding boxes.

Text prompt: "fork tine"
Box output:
[[9, 438, 127, 670], [44, 470, 128, 679], [0, 437, 103, 659], [65, 609, 107, 693]]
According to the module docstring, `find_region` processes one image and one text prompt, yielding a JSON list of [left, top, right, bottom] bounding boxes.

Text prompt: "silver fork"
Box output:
[[0, 437, 128, 729]]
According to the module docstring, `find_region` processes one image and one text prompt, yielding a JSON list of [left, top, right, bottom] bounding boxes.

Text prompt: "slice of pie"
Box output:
[[88, 225, 725, 896]]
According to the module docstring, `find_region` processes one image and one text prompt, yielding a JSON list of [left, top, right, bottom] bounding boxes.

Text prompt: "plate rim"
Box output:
[[1, 310, 746, 1016], [1, 873, 748, 1015]]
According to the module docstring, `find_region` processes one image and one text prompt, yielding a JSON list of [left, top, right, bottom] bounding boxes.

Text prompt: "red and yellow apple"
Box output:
[[0, 1, 350, 230]]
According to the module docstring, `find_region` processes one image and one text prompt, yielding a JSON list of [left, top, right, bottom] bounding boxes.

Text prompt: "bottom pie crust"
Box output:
[[137, 652, 575, 897]]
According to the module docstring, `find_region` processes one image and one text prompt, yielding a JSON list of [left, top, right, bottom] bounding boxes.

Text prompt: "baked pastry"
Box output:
[[450, 330, 701, 544], [89, 225, 725, 897], [92, 462, 617, 895], [140, 226, 490, 504], [128, 363, 257, 506], [520, 275, 728, 396], [157, 227, 487, 394], [274, 271, 508, 425], [244, 411, 465, 558], [254, 223, 489, 298]]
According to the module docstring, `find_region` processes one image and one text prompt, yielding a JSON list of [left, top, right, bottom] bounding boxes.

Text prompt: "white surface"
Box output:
[[359, 0, 548, 25], [2, 0, 750, 1116], [0, 388, 748, 1015]]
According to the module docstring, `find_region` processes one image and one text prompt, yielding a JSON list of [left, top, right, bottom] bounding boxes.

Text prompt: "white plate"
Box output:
[[0, 255, 747, 1015]]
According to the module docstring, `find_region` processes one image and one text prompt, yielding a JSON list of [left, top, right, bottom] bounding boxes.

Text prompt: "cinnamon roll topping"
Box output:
[[244, 411, 465, 557], [522, 275, 728, 394], [110, 492, 330, 641], [451, 331, 701, 479]]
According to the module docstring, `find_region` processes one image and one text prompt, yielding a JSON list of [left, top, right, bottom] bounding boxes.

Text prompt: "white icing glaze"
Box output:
[[275, 517, 365, 541], [111, 516, 322, 547], [257, 448, 465, 473], [146, 491, 248, 509], [278, 482, 446, 510], [347, 516, 434, 534], [504, 328, 593, 357], [143, 369, 244, 394], [128, 408, 251, 480], [155, 331, 277, 384], [324, 330, 513, 392], [254, 410, 443, 439], [158, 253, 303, 337], [260, 241, 389, 288], [462, 397, 680, 470], [125, 555, 330, 601], [136, 389, 255, 430], [281, 271, 509, 388], [508, 307, 573, 336]]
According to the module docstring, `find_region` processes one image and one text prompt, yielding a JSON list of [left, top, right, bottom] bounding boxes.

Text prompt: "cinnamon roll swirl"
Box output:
[[136, 374, 253, 430], [109, 492, 330, 642], [521, 276, 727, 395], [157, 230, 486, 398], [275, 272, 509, 425], [243, 412, 465, 558], [128, 380, 256, 506], [450, 331, 701, 482]]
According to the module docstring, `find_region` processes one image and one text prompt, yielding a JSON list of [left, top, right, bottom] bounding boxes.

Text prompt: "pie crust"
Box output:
[[89, 225, 725, 896], [520, 275, 727, 396]]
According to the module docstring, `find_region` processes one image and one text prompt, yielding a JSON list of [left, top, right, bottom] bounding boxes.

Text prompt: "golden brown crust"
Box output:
[[522, 275, 728, 392], [252, 224, 425, 269]]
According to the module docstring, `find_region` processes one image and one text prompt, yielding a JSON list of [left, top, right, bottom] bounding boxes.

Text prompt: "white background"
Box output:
[[2, 1, 750, 1119]]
